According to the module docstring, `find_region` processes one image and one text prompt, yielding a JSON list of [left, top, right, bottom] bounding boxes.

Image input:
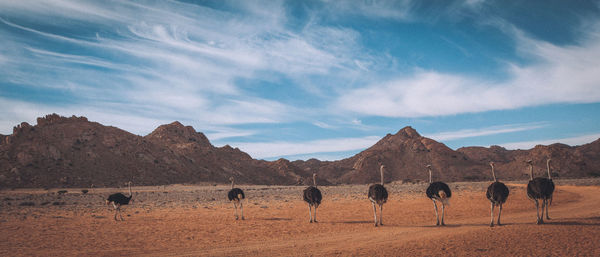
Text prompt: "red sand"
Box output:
[[1, 184, 600, 256]]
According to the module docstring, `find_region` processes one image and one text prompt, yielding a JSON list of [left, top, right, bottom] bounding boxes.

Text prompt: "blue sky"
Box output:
[[1, 0, 600, 161]]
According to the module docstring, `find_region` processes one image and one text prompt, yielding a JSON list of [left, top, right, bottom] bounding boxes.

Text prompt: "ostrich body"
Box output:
[[228, 177, 245, 220], [106, 181, 132, 221], [486, 162, 509, 227], [303, 173, 322, 223], [426, 165, 451, 226], [368, 165, 388, 227], [526, 160, 552, 224]]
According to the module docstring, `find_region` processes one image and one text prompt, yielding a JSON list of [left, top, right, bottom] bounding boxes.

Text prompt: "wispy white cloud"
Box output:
[[205, 129, 257, 142], [228, 136, 381, 159], [322, 0, 414, 21], [0, 0, 370, 133], [336, 22, 600, 118], [425, 122, 548, 141], [313, 121, 336, 129], [499, 133, 600, 150]]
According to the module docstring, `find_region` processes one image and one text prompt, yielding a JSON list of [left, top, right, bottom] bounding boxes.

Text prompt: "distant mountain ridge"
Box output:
[[0, 114, 598, 188]]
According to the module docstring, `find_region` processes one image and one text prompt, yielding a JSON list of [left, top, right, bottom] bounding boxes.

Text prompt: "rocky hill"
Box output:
[[0, 114, 598, 188], [0, 114, 308, 188]]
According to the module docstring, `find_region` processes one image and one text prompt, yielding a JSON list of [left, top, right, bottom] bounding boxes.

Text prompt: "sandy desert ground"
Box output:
[[1, 179, 600, 256]]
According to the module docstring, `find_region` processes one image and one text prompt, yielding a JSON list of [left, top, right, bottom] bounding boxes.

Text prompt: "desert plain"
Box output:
[[1, 179, 600, 256]]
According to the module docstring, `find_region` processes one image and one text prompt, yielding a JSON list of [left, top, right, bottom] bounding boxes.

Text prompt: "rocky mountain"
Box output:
[[0, 114, 599, 188], [0, 114, 308, 188]]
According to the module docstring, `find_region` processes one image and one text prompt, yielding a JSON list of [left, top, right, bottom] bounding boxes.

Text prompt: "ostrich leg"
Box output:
[[379, 204, 383, 226], [535, 199, 541, 224], [432, 200, 440, 226], [308, 204, 313, 223], [546, 197, 552, 220], [240, 201, 244, 220], [441, 202, 446, 226], [497, 203, 503, 226], [540, 200, 546, 224], [233, 202, 239, 220], [314, 205, 318, 223], [490, 202, 495, 227], [372, 202, 378, 227]]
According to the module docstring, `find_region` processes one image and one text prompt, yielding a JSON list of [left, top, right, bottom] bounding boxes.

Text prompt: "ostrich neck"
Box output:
[[128, 183, 132, 198], [491, 166, 497, 182], [231, 180, 234, 189], [529, 165, 533, 180], [313, 175, 317, 187], [547, 161, 552, 180], [380, 167, 384, 186], [428, 168, 432, 184]]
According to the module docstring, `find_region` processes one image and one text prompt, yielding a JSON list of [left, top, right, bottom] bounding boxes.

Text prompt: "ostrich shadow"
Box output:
[[329, 220, 372, 224], [491, 216, 600, 226], [420, 224, 463, 228], [542, 217, 600, 226], [258, 217, 292, 221]]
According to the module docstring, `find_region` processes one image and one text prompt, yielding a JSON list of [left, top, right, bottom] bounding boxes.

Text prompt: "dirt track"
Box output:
[[1, 181, 600, 256]]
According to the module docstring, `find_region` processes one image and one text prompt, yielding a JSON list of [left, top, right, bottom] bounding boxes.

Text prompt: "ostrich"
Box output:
[[526, 160, 549, 224], [368, 164, 388, 227], [486, 162, 509, 227], [303, 173, 322, 223], [426, 165, 452, 226], [227, 177, 245, 220], [543, 158, 555, 220], [106, 181, 133, 221]]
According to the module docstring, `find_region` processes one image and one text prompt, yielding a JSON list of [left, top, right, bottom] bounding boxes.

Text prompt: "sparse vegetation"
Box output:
[[463, 175, 480, 181], [19, 202, 35, 206]]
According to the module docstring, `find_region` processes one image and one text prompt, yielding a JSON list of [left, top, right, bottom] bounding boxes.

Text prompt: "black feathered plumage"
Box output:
[[426, 182, 451, 200], [487, 182, 509, 205], [527, 177, 546, 200], [107, 193, 132, 205], [228, 188, 245, 201], [368, 184, 388, 205], [304, 186, 322, 206]]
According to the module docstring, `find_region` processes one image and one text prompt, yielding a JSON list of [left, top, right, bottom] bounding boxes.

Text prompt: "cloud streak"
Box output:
[[425, 123, 548, 141], [0, 0, 370, 132], [336, 22, 600, 118], [499, 133, 600, 150], [229, 136, 381, 160]]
